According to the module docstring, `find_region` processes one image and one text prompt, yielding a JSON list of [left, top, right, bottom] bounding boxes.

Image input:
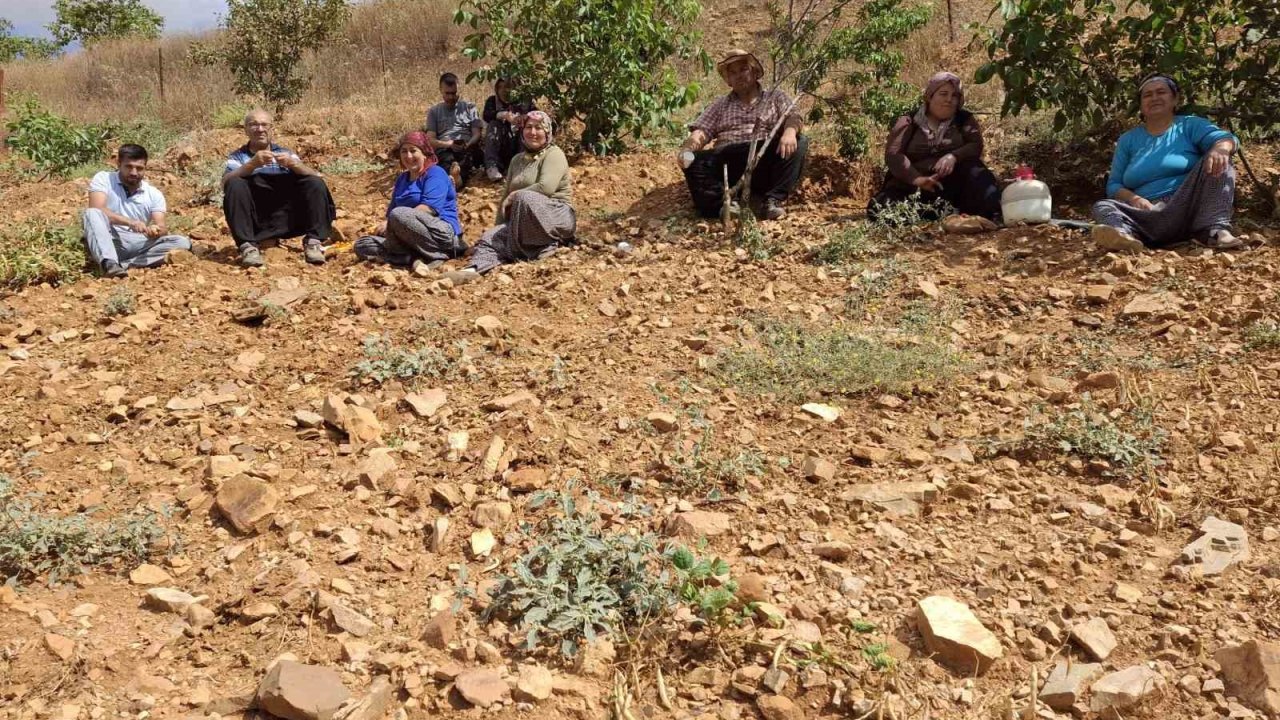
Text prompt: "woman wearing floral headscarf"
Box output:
[[354, 130, 465, 272], [869, 71, 1002, 222], [1091, 74, 1241, 252], [446, 111, 574, 282]]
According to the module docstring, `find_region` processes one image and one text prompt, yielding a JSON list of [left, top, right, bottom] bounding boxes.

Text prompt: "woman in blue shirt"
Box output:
[[355, 131, 466, 272], [1092, 74, 1242, 251]]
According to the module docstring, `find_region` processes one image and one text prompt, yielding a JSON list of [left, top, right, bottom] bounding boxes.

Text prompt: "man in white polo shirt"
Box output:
[[83, 144, 192, 278]]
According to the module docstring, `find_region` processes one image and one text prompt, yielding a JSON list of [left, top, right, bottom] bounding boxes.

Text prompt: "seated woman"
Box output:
[[1091, 74, 1241, 252], [354, 131, 465, 272], [869, 72, 1001, 223], [446, 111, 574, 283]]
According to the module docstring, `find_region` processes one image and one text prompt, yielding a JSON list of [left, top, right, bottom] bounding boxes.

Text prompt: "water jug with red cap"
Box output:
[[1001, 165, 1052, 224]]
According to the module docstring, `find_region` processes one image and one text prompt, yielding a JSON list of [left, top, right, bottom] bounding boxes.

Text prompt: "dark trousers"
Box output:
[[223, 173, 336, 248], [869, 158, 1002, 222], [437, 144, 484, 189], [682, 135, 809, 219]]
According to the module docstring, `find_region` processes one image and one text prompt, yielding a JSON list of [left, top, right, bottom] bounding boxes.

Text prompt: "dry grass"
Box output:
[[2, 0, 474, 139]]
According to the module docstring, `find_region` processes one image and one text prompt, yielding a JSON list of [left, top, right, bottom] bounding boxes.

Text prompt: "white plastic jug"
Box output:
[[1002, 165, 1052, 225]]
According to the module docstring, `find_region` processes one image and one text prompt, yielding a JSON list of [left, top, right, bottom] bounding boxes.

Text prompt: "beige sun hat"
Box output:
[[716, 48, 764, 80]]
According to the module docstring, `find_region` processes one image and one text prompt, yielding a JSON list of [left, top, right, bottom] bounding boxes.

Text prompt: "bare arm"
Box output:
[[88, 191, 144, 230]]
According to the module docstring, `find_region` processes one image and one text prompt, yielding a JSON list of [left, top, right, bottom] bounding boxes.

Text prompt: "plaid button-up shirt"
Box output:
[[689, 86, 800, 146]]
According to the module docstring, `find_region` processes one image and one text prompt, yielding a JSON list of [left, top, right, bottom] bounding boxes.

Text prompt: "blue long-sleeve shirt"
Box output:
[[387, 165, 462, 236], [1105, 115, 1235, 200]]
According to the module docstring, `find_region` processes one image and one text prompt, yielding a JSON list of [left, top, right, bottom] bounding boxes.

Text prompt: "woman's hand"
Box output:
[[1205, 145, 1232, 177], [932, 153, 957, 178], [912, 175, 943, 193], [375, 221, 387, 236], [1127, 195, 1155, 211]]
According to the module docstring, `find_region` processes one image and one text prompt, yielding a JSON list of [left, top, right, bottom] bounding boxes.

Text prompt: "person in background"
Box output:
[[426, 72, 484, 190], [676, 49, 807, 220], [83, 144, 192, 278], [482, 77, 538, 182], [445, 111, 573, 284], [1091, 74, 1242, 252], [222, 108, 336, 268], [869, 71, 1002, 223], [354, 131, 465, 274]]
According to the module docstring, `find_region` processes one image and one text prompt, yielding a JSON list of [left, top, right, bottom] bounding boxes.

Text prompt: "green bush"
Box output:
[[713, 317, 962, 401], [319, 156, 383, 175], [0, 221, 87, 289], [1014, 404, 1167, 475], [4, 99, 112, 177], [671, 545, 741, 631], [1244, 321, 1280, 351], [455, 0, 708, 154], [349, 334, 458, 385], [0, 475, 172, 585], [484, 488, 673, 657], [102, 286, 136, 317], [0, 19, 61, 61]]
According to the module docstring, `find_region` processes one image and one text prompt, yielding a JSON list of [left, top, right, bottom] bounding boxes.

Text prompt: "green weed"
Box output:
[[484, 488, 672, 657], [102, 286, 136, 318], [0, 221, 86, 289], [713, 318, 963, 401], [667, 427, 764, 499], [1244, 321, 1280, 351], [0, 475, 174, 586], [349, 334, 458, 385], [671, 545, 741, 632], [1015, 403, 1166, 475]]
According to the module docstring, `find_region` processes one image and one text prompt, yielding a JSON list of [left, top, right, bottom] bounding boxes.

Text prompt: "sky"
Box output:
[[4, 0, 225, 39]]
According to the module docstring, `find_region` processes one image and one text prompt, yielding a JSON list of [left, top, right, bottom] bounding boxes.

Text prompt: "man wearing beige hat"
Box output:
[[677, 49, 807, 220]]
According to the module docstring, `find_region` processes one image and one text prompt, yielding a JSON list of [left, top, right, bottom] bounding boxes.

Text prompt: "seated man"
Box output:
[[677, 49, 808, 220], [481, 77, 538, 182], [83, 143, 192, 278], [427, 72, 484, 190], [222, 109, 336, 268]]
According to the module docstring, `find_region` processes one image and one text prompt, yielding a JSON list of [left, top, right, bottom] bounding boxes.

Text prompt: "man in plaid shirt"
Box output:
[[677, 49, 808, 220]]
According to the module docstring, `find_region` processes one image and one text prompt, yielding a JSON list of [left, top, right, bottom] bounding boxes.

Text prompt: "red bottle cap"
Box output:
[[1015, 165, 1035, 180]]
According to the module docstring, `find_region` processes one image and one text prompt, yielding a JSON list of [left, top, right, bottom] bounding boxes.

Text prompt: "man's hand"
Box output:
[[933, 153, 957, 178], [1127, 195, 1155, 211], [1205, 146, 1231, 177], [273, 152, 298, 170], [251, 150, 276, 169], [374, 221, 387, 236], [913, 175, 943, 193], [778, 128, 798, 160], [145, 224, 165, 239], [127, 219, 148, 234]]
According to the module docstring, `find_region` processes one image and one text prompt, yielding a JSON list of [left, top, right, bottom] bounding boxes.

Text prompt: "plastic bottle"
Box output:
[[1001, 165, 1052, 225]]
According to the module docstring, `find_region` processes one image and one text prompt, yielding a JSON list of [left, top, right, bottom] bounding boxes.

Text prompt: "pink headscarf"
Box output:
[[394, 131, 438, 171]]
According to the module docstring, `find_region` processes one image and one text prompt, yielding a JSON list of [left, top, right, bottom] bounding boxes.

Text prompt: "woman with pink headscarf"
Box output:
[[355, 131, 466, 273], [869, 71, 1001, 223]]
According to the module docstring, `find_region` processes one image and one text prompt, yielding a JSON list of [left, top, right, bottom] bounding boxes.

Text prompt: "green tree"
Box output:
[[0, 19, 62, 62], [192, 0, 349, 116], [454, 0, 709, 154], [47, 0, 163, 47]]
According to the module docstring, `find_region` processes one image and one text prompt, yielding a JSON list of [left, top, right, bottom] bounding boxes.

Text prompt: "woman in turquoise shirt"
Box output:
[[1092, 74, 1242, 252]]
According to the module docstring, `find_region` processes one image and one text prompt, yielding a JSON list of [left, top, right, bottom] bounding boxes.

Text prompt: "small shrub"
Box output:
[[211, 102, 254, 129], [668, 429, 764, 499], [1244, 321, 1280, 351], [814, 198, 951, 268], [349, 334, 457, 385], [4, 99, 111, 177], [713, 318, 962, 401], [102, 286, 136, 317], [735, 212, 783, 261], [0, 221, 86, 290], [0, 475, 173, 585], [484, 488, 673, 657], [1015, 404, 1166, 475], [49, 0, 164, 47], [319, 156, 383, 175], [671, 545, 740, 632]]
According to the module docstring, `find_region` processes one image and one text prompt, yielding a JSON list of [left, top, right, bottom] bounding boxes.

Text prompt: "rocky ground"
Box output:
[[1, 126, 1279, 720]]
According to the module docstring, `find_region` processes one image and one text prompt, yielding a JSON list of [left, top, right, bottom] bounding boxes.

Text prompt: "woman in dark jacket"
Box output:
[[869, 72, 1001, 222]]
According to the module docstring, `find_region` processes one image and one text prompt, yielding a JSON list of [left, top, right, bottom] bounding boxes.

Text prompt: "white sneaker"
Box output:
[[1091, 224, 1144, 254], [486, 165, 503, 182]]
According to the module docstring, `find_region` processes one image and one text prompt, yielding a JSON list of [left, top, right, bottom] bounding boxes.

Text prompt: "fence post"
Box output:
[[158, 47, 166, 103], [379, 33, 388, 99], [947, 0, 956, 42], [0, 68, 7, 152]]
